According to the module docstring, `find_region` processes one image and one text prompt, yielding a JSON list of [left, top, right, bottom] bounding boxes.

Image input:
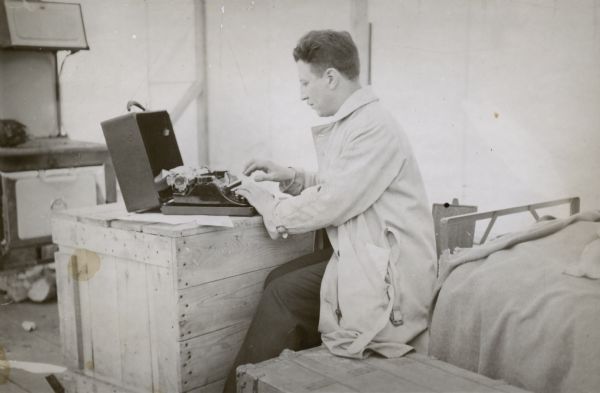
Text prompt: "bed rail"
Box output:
[[438, 197, 580, 254]]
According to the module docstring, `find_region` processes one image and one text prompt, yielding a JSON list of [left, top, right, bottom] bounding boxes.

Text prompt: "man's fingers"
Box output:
[[253, 173, 275, 182], [243, 159, 274, 176], [242, 162, 258, 176], [235, 188, 250, 199]]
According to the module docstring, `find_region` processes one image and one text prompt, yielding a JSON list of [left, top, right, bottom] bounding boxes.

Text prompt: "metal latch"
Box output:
[[390, 309, 403, 326]]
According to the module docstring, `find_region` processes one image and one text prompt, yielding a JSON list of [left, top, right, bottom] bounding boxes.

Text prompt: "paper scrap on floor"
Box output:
[[3, 360, 67, 374], [120, 212, 234, 227]]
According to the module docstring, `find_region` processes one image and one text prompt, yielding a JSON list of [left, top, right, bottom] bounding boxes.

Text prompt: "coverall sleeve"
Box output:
[[278, 168, 319, 196], [271, 119, 407, 234]]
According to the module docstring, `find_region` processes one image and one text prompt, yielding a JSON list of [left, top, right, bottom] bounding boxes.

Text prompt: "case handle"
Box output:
[[126, 100, 146, 112]]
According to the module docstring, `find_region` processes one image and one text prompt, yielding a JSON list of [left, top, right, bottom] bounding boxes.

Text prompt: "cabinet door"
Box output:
[[1, 166, 102, 249]]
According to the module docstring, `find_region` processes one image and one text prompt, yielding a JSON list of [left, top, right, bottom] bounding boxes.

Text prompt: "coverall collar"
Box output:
[[312, 87, 379, 133]]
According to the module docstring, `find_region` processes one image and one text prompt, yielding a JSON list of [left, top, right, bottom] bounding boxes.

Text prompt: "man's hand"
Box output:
[[243, 159, 294, 183], [235, 179, 280, 239]]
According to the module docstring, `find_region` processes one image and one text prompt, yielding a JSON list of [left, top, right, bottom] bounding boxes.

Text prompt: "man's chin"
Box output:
[[309, 106, 332, 117], [312, 109, 330, 117]]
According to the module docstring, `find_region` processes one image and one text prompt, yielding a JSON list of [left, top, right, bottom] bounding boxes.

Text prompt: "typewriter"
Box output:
[[101, 104, 255, 216], [158, 166, 255, 216]]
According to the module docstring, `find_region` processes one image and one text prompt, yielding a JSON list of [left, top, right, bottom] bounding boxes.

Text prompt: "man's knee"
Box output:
[[262, 272, 295, 304]]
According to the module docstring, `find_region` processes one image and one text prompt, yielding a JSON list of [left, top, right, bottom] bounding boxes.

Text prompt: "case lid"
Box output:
[[0, 0, 88, 50], [101, 110, 183, 213]]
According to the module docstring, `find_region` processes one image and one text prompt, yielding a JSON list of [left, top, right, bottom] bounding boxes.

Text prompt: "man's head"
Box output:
[[293, 30, 361, 117]]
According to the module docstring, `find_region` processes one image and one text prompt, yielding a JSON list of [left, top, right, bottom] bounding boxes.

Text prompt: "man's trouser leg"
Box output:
[[223, 248, 332, 393]]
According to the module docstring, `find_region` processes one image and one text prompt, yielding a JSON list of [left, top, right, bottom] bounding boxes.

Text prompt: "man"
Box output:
[[225, 30, 436, 392]]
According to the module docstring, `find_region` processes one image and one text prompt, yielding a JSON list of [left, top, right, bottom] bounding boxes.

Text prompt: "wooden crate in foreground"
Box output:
[[51, 203, 314, 393], [238, 346, 531, 393]]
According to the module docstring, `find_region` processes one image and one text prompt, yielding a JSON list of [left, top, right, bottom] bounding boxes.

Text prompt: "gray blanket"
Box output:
[[430, 210, 600, 393]]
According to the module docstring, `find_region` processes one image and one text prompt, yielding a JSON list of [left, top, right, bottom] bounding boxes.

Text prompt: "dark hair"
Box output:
[[293, 30, 360, 80]]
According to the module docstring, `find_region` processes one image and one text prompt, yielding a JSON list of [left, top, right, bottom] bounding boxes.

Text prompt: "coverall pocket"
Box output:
[[337, 240, 391, 332]]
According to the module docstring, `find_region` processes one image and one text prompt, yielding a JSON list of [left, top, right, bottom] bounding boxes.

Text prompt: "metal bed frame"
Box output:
[[438, 197, 581, 255]]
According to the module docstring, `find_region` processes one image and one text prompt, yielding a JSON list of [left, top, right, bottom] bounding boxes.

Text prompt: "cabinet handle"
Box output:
[[39, 173, 78, 183]]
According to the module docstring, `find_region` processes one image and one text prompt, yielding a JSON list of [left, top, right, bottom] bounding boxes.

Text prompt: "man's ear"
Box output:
[[324, 68, 340, 89]]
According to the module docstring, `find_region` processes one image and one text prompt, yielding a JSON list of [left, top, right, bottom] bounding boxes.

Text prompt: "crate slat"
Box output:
[[54, 252, 83, 370], [179, 267, 271, 339], [282, 349, 428, 393], [52, 218, 173, 268], [367, 356, 499, 392], [87, 254, 123, 381], [176, 228, 314, 288], [239, 357, 361, 393], [181, 320, 250, 390], [147, 264, 181, 393], [116, 260, 153, 390]]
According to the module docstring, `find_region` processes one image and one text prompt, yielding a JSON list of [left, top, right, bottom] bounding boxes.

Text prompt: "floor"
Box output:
[[0, 296, 62, 393]]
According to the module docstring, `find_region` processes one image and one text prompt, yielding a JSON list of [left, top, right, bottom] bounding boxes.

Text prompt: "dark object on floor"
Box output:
[[0, 119, 28, 147], [45, 374, 65, 393]]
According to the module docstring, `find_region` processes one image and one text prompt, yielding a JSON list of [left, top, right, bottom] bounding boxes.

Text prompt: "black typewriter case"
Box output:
[[101, 109, 255, 216]]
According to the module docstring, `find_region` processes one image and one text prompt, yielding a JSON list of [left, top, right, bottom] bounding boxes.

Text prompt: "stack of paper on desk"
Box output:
[[120, 212, 234, 227]]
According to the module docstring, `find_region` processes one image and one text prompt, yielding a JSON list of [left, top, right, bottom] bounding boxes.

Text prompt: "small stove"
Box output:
[[0, 1, 115, 269]]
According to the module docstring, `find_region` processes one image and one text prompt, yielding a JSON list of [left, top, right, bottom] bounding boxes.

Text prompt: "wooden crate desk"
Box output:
[[238, 346, 532, 393], [50, 204, 315, 393]]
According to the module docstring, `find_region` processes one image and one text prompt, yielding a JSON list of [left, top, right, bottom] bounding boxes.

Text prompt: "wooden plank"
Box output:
[[52, 219, 173, 268], [180, 320, 250, 390], [53, 204, 264, 238], [76, 257, 94, 376], [238, 357, 360, 393], [193, 0, 208, 166], [176, 229, 314, 288], [147, 265, 181, 393], [282, 347, 378, 381], [408, 353, 531, 392], [237, 347, 532, 393], [54, 252, 83, 370], [285, 348, 428, 393], [367, 355, 500, 393], [116, 260, 153, 391], [350, 0, 370, 86], [57, 246, 102, 376], [87, 254, 122, 382], [179, 267, 271, 339]]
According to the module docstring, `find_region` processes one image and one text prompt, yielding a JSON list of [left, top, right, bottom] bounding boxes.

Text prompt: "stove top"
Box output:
[[0, 137, 109, 172]]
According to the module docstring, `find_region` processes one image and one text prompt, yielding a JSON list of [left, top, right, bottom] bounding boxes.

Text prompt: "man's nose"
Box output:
[[300, 89, 307, 101]]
